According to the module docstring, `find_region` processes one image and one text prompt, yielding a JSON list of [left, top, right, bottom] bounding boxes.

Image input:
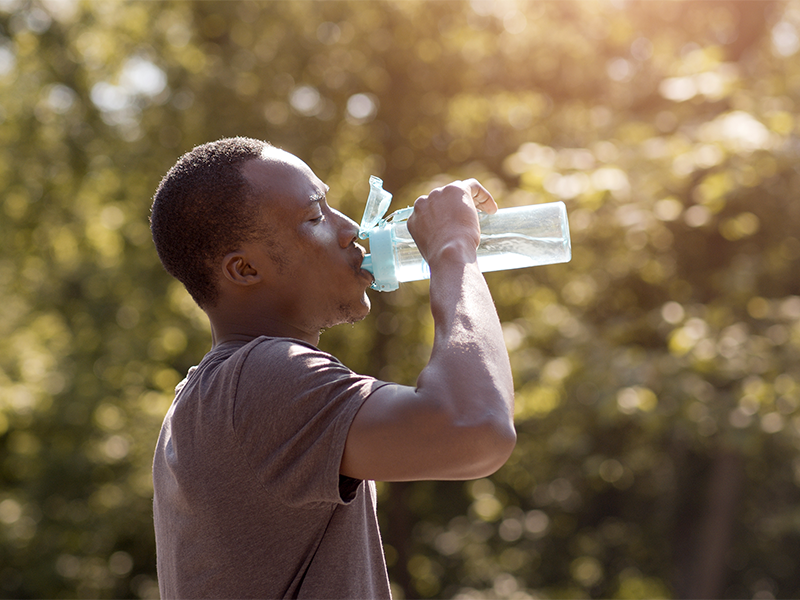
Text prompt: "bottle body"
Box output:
[[362, 201, 571, 292]]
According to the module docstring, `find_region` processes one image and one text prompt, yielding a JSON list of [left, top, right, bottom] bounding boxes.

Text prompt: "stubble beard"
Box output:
[[318, 293, 371, 331], [338, 293, 371, 326]]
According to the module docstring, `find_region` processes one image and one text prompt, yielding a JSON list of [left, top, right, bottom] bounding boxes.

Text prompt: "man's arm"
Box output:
[[340, 180, 516, 482]]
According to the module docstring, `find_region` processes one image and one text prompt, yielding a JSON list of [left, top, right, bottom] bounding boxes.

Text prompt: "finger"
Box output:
[[462, 179, 497, 214]]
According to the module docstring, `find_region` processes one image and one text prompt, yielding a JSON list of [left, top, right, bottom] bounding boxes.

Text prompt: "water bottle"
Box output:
[[359, 176, 571, 292]]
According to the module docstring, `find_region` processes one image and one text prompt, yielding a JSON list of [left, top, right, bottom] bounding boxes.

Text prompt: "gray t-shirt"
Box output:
[[152, 336, 392, 599]]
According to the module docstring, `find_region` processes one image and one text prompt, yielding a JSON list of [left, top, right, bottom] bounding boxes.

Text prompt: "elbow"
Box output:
[[477, 420, 517, 477], [454, 417, 516, 480], [410, 386, 517, 481]]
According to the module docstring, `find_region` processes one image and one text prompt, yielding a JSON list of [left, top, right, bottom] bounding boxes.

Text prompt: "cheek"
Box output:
[[296, 229, 337, 258]]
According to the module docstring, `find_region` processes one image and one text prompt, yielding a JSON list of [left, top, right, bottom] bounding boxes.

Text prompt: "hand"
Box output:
[[407, 179, 497, 265], [462, 178, 498, 215]]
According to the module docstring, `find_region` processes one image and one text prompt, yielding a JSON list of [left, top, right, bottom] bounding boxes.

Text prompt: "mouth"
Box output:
[[358, 264, 374, 285], [354, 245, 374, 284]]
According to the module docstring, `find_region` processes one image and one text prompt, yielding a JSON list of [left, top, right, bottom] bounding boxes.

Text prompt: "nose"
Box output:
[[333, 209, 359, 247]]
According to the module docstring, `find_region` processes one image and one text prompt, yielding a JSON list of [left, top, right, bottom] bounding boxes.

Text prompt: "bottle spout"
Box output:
[[361, 253, 374, 274]]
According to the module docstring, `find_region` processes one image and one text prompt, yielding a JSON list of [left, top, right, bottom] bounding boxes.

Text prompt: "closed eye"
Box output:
[[308, 190, 328, 224]]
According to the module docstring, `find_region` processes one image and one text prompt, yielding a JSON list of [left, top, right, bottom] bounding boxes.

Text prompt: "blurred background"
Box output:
[[2, 0, 800, 598]]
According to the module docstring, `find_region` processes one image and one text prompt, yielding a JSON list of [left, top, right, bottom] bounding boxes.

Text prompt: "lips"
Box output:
[[357, 262, 375, 284], [354, 245, 374, 283]]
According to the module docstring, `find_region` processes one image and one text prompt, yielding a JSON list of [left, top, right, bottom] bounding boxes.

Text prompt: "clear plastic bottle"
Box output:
[[359, 177, 571, 292]]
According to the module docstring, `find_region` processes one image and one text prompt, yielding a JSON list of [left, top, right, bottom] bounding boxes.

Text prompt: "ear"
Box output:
[[221, 251, 262, 286]]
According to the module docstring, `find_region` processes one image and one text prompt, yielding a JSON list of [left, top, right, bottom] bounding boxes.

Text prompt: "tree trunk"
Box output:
[[678, 449, 744, 599], [383, 481, 414, 598]]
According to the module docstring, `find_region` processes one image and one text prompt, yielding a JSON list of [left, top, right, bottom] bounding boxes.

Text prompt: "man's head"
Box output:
[[151, 138, 374, 342], [150, 137, 273, 308]]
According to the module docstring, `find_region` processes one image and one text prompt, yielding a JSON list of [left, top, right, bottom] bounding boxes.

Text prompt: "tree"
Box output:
[[1, 1, 799, 598]]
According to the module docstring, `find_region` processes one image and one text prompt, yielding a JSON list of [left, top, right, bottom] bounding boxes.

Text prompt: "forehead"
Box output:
[[240, 149, 325, 203]]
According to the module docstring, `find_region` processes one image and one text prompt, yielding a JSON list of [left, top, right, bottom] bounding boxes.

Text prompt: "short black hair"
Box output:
[[150, 137, 272, 308]]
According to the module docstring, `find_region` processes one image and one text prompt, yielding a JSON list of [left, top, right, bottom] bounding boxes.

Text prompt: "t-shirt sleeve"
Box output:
[[230, 338, 386, 508]]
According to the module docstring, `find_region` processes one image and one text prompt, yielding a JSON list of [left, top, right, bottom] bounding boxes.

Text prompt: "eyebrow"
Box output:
[[309, 185, 329, 204]]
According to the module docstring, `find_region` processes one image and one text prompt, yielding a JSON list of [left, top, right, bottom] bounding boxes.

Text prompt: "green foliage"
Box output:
[[2, 0, 800, 598]]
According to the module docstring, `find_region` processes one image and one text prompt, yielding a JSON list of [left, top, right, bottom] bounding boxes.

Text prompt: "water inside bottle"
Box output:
[[476, 233, 570, 271], [391, 231, 569, 283]]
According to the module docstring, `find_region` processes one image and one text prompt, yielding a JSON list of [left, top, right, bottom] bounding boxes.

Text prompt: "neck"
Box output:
[[208, 309, 320, 348]]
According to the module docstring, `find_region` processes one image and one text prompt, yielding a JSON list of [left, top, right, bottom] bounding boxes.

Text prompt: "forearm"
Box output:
[[415, 248, 516, 464]]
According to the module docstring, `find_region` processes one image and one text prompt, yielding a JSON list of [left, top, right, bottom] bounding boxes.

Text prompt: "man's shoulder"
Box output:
[[206, 336, 348, 391], [201, 336, 330, 368], [237, 336, 343, 368]]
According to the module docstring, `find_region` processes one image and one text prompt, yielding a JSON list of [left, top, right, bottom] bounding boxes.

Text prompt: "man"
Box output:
[[149, 137, 516, 599]]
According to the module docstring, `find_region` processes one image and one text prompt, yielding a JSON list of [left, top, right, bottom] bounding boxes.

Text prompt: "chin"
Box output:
[[345, 295, 371, 325], [325, 294, 371, 328]]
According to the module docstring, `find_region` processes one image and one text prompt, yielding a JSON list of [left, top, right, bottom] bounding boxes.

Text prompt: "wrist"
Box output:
[[425, 240, 479, 271]]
